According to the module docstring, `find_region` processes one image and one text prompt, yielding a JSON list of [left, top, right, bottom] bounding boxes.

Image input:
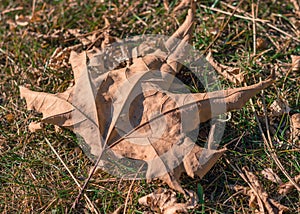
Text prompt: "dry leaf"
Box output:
[[261, 168, 282, 184], [5, 113, 14, 123], [206, 51, 245, 84], [232, 167, 289, 214], [28, 122, 44, 132], [138, 188, 190, 213], [256, 37, 269, 51], [290, 113, 300, 143], [278, 174, 300, 195], [269, 99, 290, 117], [20, 7, 275, 195], [6, 19, 17, 31], [68, 29, 94, 46], [291, 55, 300, 72]]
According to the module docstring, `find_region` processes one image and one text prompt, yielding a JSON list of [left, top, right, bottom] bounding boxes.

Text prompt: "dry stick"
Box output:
[[31, 0, 36, 18], [199, 4, 268, 23], [246, 88, 300, 192], [40, 198, 57, 214], [201, 0, 245, 56], [123, 164, 145, 214], [224, 159, 265, 212], [261, 88, 300, 192], [44, 138, 99, 214], [221, 2, 300, 42], [252, 2, 257, 56]]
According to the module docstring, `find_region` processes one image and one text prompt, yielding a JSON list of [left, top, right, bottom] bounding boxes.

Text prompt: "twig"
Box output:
[[252, 2, 257, 55], [224, 159, 265, 212], [221, 2, 300, 42], [202, 0, 245, 55], [31, 0, 36, 18], [265, 23, 300, 42], [123, 164, 144, 214], [44, 138, 99, 214], [199, 4, 268, 23], [245, 84, 300, 192]]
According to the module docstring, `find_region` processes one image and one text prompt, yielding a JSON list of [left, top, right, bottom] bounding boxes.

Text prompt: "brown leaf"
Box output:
[[28, 122, 44, 132], [261, 168, 282, 184], [20, 6, 275, 195], [278, 174, 300, 195], [5, 113, 14, 123], [206, 51, 245, 84], [138, 188, 189, 213], [68, 29, 93, 46], [291, 55, 300, 72], [236, 167, 289, 214], [290, 113, 300, 143], [269, 99, 290, 117], [256, 37, 269, 51]]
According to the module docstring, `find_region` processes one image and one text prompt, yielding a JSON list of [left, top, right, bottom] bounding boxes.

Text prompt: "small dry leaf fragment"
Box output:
[[206, 51, 245, 84], [232, 167, 289, 214], [269, 99, 290, 117], [68, 29, 93, 46], [138, 188, 189, 213], [28, 122, 44, 132], [291, 55, 300, 72], [5, 113, 14, 123], [261, 168, 282, 184], [278, 174, 300, 195], [15, 14, 31, 26], [290, 113, 300, 143], [291, 113, 300, 129], [256, 37, 269, 51], [6, 19, 17, 30]]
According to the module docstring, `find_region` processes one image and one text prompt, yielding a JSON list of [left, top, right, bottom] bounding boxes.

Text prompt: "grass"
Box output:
[[0, 0, 299, 213]]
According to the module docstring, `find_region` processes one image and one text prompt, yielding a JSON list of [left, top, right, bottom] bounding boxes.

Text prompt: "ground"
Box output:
[[0, 0, 299, 213]]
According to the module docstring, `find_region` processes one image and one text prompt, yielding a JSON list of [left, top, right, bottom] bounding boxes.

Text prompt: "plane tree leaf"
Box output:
[[20, 5, 275, 195]]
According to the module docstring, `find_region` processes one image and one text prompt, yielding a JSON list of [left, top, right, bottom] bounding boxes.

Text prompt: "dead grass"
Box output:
[[0, 0, 299, 213]]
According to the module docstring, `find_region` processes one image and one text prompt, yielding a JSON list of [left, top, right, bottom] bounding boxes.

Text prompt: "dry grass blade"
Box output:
[[246, 85, 300, 192], [202, 0, 245, 55], [44, 138, 99, 214], [173, 0, 191, 13], [199, 4, 269, 23], [289, 0, 300, 16], [221, 2, 300, 42]]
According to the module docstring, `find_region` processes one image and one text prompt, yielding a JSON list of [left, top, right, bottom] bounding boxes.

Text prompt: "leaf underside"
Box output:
[[20, 5, 275, 194]]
